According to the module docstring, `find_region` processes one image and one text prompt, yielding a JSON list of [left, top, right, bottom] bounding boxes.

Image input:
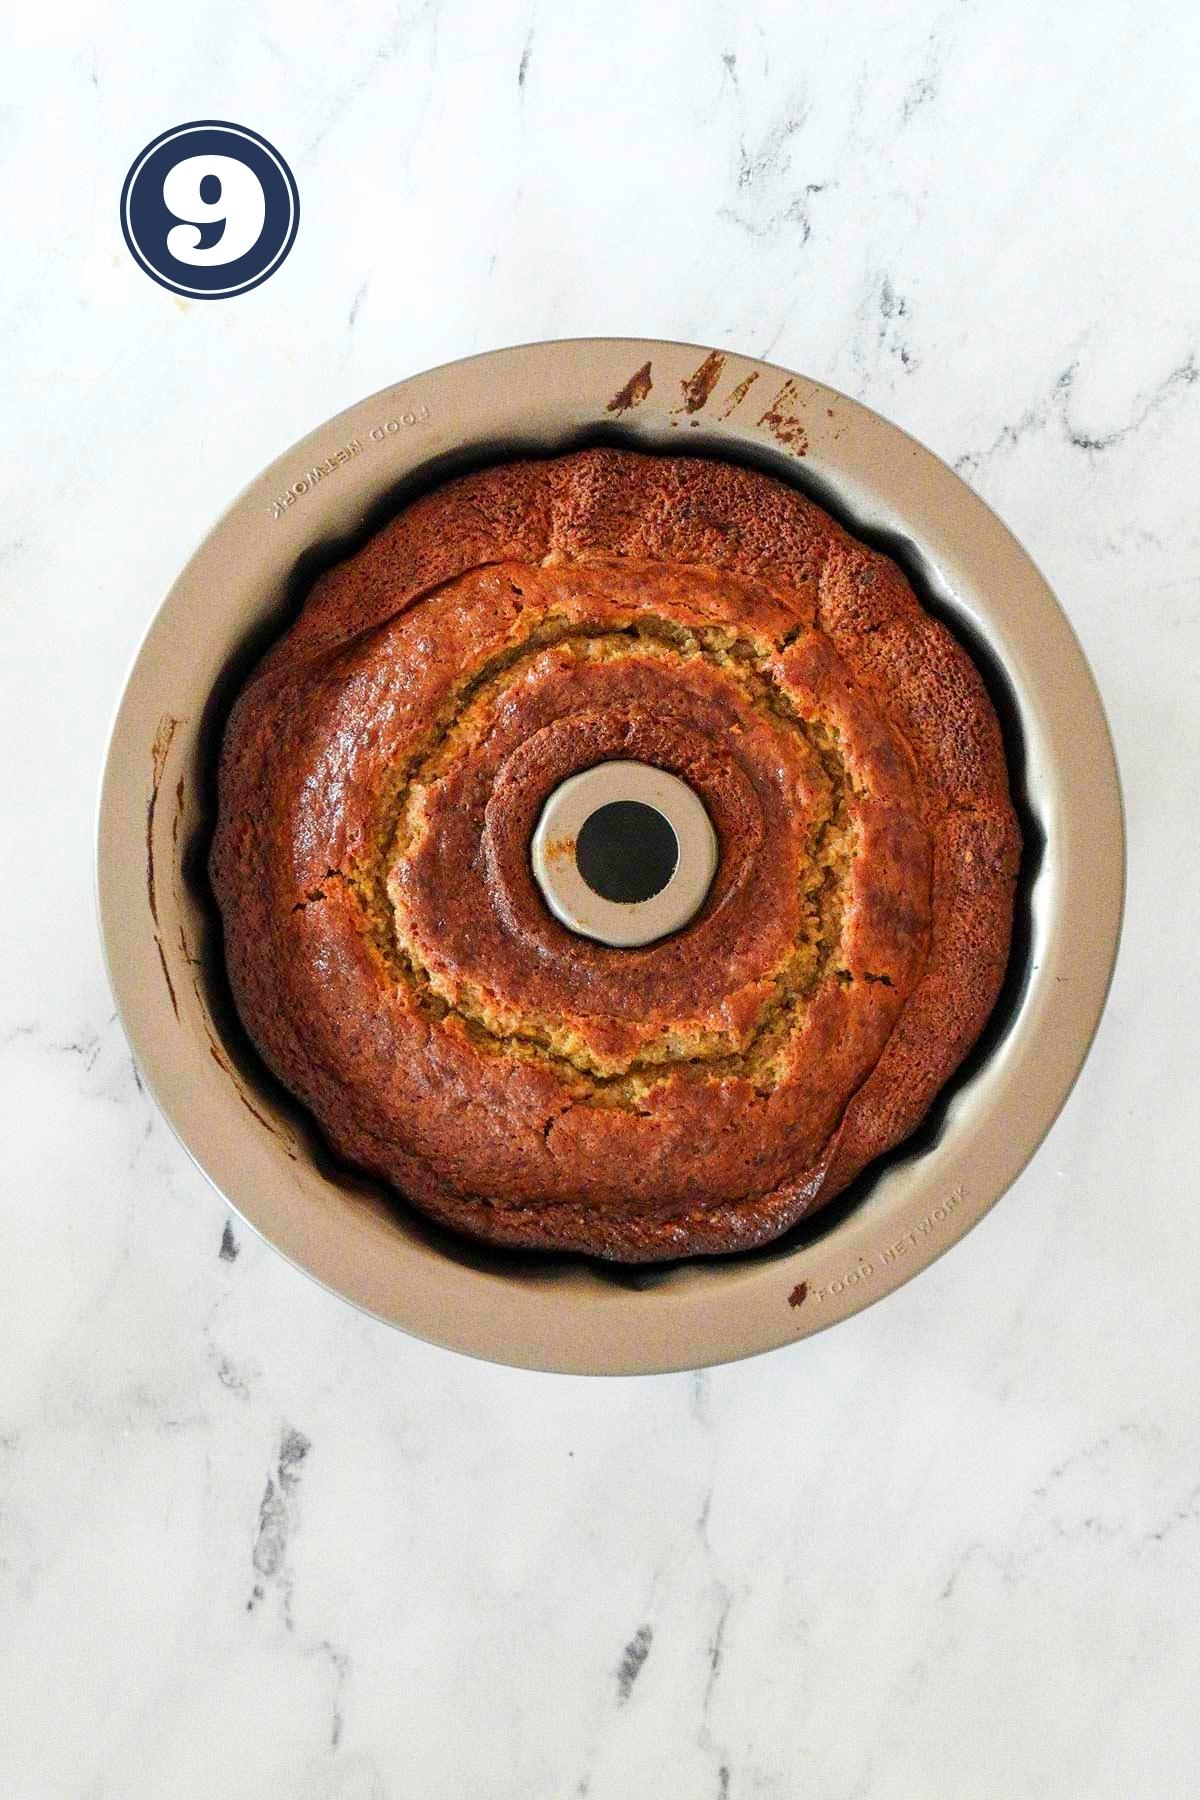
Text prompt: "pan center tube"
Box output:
[[530, 760, 718, 948]]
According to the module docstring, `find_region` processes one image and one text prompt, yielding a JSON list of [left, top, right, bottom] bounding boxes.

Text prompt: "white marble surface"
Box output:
[[3, 1, 1199, 1794]]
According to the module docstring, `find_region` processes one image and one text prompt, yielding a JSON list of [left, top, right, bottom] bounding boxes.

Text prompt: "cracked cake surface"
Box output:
[[210, 448, 1020, 1261]]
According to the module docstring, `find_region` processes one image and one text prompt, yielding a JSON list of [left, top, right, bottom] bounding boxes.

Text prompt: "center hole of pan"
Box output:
[[575, 801, 680, 905]]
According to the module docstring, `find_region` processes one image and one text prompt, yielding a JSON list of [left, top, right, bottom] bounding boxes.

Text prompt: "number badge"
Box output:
[[120, 121, 299, 299]]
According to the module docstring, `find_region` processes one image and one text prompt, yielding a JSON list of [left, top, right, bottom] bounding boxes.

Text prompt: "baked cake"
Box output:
[[211, 449, 1020, 1261]]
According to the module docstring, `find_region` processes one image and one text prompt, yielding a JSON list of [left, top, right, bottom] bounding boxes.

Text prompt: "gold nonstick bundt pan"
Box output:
[[96, 339, 1124, 1373]]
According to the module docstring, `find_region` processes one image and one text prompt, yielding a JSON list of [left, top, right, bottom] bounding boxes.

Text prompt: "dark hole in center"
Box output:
[[575, 801, 679, 905]]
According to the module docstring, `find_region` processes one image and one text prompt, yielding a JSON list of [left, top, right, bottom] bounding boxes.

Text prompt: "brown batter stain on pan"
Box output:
[[146, 713, 180, 930], [543, 835, 577, 862], [787, 1281, 809, 1309], [145, 698, 280, 1147], [606, 361, 653, 414], [675, 350, 726, 415], [719, 370, 760, 419], [207, 1037, 299, 1156], [757, 378, 809, 454], [155, 939, 179, 1020], [235, 1087, 287, 1138], [146, 714, 185, 1019]]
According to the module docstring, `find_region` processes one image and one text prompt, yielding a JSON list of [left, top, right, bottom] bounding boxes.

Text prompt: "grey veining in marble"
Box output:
[[2, 1, 1199, 1794]]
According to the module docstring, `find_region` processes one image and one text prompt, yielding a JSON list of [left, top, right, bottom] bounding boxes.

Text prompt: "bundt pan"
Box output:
[[96, 339, 1124, 1374]]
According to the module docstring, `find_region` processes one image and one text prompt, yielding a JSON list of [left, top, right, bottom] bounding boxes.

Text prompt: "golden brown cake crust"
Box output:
[[210, 449, 1020, 1260]]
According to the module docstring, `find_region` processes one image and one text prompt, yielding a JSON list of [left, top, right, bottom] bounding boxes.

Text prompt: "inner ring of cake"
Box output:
[[369, 619, 878, 1086]]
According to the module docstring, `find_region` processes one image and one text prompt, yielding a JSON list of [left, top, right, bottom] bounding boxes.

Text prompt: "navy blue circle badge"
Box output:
[[120, 121, 299, 299]]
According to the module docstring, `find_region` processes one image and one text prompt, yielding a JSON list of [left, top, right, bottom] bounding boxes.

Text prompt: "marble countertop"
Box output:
[[4, 2, 1199, 1794]]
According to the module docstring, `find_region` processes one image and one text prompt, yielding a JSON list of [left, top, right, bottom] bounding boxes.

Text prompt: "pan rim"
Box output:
[[95, 337, 1125, 1373]]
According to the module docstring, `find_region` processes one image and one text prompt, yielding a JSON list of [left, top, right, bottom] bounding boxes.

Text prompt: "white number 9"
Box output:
[[163, 155, 266, 267]]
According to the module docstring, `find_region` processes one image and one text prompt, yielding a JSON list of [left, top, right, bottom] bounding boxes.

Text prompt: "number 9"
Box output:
[[163, 155, 266, 267]]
